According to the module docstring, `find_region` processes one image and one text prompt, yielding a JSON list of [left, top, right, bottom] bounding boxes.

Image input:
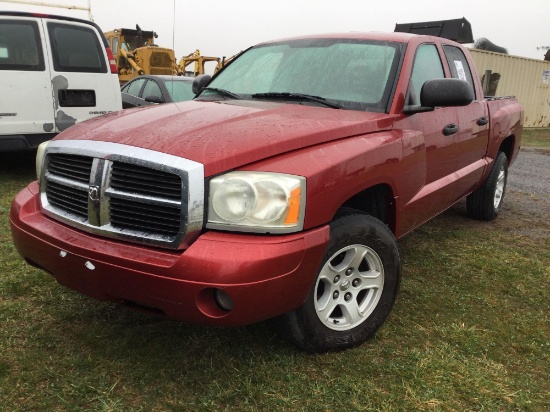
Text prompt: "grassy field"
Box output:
[[521, 128, 550, 149], [0, 130, 548, 411]]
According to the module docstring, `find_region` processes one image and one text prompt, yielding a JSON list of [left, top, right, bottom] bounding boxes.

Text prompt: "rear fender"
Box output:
[[487, 99, 523, 165]]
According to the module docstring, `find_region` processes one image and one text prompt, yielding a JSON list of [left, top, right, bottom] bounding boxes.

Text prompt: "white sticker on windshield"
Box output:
[[454, 60, 467, 81]]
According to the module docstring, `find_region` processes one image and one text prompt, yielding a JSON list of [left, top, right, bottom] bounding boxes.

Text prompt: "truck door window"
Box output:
[[0, 20, 44, 71], [442, 45, 476, 98], [47, 22, 107, 73], [408, 44, 444, 106]]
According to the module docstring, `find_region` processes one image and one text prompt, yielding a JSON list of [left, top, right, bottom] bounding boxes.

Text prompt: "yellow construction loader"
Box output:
[[105, 25, 177, 84], [105, 25, 222, 84], [177, 49, 221, 77]]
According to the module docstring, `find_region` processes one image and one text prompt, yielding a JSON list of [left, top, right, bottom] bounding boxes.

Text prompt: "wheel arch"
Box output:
[[499, 134, 516, 163], [338, 183, 396, 233]]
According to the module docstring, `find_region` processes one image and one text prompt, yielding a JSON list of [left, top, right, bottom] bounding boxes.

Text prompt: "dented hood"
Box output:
[[54, 100, 395, 176]]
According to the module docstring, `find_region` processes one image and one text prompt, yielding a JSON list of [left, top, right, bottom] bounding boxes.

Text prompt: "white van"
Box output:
[[0, 11, 122, 151]]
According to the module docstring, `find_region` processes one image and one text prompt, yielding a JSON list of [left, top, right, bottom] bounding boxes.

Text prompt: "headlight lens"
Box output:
[[212, 177, 256, 221], [207, 171, 305, 233], [35, 141, 49, 180]]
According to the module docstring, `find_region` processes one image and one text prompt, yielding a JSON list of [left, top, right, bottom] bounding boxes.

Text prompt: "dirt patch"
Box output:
[[497, 190, 550, 240]]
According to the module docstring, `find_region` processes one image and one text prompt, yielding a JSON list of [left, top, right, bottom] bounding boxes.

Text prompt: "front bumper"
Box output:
[[10, 182, 329, 326]]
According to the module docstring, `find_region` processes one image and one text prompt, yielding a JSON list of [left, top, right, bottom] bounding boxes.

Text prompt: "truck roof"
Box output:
[[260, 31, 424, 45]]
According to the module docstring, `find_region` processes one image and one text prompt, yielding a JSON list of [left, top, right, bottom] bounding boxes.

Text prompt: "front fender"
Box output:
[[239, 130, 424, 233]]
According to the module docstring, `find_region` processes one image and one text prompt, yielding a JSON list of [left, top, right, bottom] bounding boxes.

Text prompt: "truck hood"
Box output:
[[55, 100, 396, 176]]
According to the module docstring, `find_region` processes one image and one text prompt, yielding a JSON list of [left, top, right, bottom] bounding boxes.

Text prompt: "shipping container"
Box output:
[[469, 49, 550, 128]]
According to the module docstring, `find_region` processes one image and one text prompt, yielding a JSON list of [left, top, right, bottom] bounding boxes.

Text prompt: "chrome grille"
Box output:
[[45, 179, 88, 220], [40, 141, 205, 249], [111, 162, 182, 200], [110, 197, 181, 236], [48, 153, 93, 183], [109, 162, 183, 237]]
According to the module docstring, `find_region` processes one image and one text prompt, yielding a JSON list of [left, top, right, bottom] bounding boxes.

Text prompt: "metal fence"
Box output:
[[469, 49, 550, 128]]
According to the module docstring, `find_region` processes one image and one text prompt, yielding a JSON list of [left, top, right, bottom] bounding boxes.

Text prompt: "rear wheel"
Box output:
[[467, 151, 508, 221], [283, 212, 401, 352]]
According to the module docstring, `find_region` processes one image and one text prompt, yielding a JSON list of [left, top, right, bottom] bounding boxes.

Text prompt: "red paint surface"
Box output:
[[11, 183, 329, 325], [10, 32, 524, 325]]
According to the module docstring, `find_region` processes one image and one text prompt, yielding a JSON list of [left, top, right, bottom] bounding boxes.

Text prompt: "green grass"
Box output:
[[1, 135, 549, 411], [522, 128, 550, 148]]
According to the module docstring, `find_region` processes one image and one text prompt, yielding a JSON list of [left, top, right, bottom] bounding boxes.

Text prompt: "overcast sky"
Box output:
[[2, 0, 549, 61]]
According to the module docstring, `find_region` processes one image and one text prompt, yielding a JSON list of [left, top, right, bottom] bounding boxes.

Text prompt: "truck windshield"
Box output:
[[202, 38, 402, 112]]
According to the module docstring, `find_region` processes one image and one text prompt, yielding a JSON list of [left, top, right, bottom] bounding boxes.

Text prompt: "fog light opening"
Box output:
[[214, 289, 234, 311]]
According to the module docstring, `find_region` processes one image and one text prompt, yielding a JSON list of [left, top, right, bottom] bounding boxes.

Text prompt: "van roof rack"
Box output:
[[394, 18, 474, 44]]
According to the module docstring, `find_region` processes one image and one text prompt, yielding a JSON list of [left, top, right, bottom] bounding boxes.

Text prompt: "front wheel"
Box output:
[[282, 212, 401, 352], [467, 151, 508, 221]]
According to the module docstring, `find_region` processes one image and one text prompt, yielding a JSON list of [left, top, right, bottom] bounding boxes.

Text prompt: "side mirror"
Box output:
[[421, 78, 474, 107], [192, 74, 212, 94], [403, 78, 474, 114]]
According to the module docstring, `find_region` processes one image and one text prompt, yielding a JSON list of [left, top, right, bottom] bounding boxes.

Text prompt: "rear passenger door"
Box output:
[[0, 17, 55, 136], [43, 18, 121, 132]]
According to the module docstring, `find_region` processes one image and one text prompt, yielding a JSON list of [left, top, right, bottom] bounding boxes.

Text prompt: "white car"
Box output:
[[0, 11, 122, 151]]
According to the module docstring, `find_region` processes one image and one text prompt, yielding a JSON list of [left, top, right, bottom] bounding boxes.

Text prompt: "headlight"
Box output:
[[36, 141, 49, 180], [207, 171, 306, 233]]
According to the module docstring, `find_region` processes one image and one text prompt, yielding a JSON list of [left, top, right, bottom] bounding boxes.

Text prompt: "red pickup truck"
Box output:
[[10, 32, 523, 352]]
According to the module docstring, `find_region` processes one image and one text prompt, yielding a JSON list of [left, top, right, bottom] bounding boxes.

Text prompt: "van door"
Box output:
[[0, 17, 56, 141], [42, 18, 121, 132]]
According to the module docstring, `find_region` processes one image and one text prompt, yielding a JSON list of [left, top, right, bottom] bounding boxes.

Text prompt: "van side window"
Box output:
[[0, 20, 44, 71], [407, 44, 444, 106], [442, 45, 476, 98], [47, 23, 107, 73]]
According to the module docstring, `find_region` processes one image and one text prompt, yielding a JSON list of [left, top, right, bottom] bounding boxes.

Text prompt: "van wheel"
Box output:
[[282, 212, 401, 352], [467, 151, 508, 221]]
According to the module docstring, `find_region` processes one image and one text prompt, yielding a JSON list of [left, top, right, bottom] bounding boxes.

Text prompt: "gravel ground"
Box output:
[[422, 148, 550, 240], [508, 149, 550, 207], [502, 149, 550, 239]]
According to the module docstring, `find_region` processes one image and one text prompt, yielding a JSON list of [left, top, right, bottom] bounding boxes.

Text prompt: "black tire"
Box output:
[[282, 212, 401, 352], [467, 152, 508, 221]]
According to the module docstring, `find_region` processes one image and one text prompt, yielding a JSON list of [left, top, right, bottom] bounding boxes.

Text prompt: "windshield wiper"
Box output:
[[251, 92, 341, 109], [201, 87, 240, 100]]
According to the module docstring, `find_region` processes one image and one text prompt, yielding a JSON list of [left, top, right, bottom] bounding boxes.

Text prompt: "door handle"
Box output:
[[443, 124, 459, 136], [477, 116, 489, 126]]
